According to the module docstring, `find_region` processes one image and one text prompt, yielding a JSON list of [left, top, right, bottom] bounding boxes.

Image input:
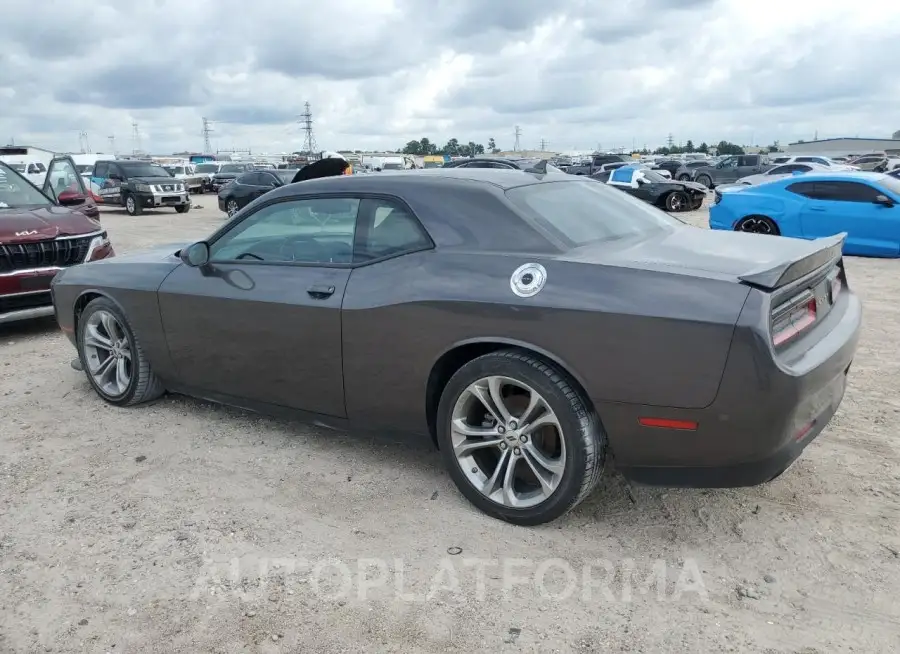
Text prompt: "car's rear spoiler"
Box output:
[[738, 232, 846, 290]]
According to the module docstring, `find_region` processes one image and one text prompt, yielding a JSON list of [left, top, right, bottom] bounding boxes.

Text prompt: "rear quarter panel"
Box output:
[[341, 250, 750, 434], [52, 257, 181, 380]]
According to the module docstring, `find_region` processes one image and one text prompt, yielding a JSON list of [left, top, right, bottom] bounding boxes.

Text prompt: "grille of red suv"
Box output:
[[0, 235, 93, 273]]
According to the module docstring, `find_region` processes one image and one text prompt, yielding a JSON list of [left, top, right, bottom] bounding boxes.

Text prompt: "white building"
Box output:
[[784, 138, 900, 158]]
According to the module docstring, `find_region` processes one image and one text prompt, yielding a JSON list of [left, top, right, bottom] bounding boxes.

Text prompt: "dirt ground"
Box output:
[[1, 196, 899, 654]]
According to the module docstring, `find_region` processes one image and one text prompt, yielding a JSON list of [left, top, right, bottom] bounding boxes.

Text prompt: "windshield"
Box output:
[[165, 166, 186, 175], [121, 163, 171, 178], [220, 164, 246, 173], [275, 170, 297, 183], [9, 163, 26, 172], [877, 175, 900, 196], [0, 162, 52, 208], [505, 180, 680, 248], [195, 163, 218, 173], [641, 170, 669, 183]]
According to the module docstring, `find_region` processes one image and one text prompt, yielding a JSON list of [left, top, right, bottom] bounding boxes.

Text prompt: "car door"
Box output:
[[242, 172, 279, 204], [157, 195, 361, 416], [715, 156, 740, 182], [42, 156, 100, 220], [339, 197, 436, 430], [735, 155, 761, 179], [792, 180, 899, 256]]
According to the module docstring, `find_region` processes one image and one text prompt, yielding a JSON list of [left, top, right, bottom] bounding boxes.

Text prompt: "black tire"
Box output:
[[124, 193, 142, 216], [76, 297, 165, 406], [436, 349, 606, 526], [678, 174, 691, 181], [735, 215, 780, 236], [696, 174, 712, 188], [665, 191, 689, 212], [690, 198, 703, 211], [175, 204, 191, 214]]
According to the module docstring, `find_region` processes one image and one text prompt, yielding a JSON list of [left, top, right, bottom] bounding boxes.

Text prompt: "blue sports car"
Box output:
[[709, 172, 900, 257]]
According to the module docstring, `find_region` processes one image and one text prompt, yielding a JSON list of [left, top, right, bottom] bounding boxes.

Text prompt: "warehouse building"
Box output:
[[784, 137, 900, 158]]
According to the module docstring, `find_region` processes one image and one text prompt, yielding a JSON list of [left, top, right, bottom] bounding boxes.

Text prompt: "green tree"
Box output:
[[401, 140, 421, 155], [487, 137, 497, 152], [697, 142, 709, 153], [684, 139, 694, 152], [419, 138, 436, 155], [716, 140, 744, 155], [442, 138, 460, 156]]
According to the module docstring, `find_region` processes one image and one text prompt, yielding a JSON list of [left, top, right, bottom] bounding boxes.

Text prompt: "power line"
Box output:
[[299, 102, 316, 155], [202, 117, 215, 153], [513, 125, 522, 152]]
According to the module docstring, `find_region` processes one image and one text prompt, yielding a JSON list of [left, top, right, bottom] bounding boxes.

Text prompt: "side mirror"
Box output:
[[874, 194, 894, 207], [57, 192, 87, 206], [179, 241, 210, 267], [635, 177, 647, 185]]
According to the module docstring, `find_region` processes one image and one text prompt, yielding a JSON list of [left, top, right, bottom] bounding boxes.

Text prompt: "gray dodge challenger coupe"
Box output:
[[51, 168, 861, 525]]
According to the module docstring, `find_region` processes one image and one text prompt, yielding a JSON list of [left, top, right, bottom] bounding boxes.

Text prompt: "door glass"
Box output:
[[354, 198, 432, 262], [814, 181, 880, 203], [44, 158, 86, 202], [210, 197, 360, 264]]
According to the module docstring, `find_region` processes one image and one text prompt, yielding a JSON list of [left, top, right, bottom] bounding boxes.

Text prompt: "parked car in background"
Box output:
[[592, 165, 705, 211], [163, 163, 204, 194], [564, 154, 631, 176], [0, 157, 112, 324], [673, 160, 715, 181], [441, 157, 565, 173], [709, 172, 900, 257], [209, 163, 255, 192], [735, 162, 831, 185], [768, 155, 859, 171], [193, 162, 221, 192], [847, 154, 887, 171], [689, 154, 773, 189], [91, 159, 190, 216], [51, 167, 860, 525], [218, 169, 298, 216]]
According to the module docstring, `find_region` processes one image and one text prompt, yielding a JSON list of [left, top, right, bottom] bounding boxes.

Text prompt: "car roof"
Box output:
[[754, 171, 893, 187], [265, 167, 573, 195]]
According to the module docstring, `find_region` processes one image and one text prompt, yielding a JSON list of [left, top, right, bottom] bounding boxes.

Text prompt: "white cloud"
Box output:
[[0, 0, 898, 154]]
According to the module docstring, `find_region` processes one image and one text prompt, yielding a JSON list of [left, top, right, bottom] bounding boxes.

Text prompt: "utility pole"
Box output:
[[201, 117, 214, 153], [539, 138, 547, 151], [108, 135, 116, 154], [131, 121, 141, 154], [666, 133, 675, 149], [513, 125, 522, 152], [299, 102, 316, 156], [78, 131, 90, 153]]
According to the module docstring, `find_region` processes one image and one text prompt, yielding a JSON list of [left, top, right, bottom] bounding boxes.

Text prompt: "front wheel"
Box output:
[[665, 191, 688, 212], [735, 215, 780, 235], [678, 174, 691, 181], [436, 349, 606, 526], [124, 193, 142, 216], [226, 199, 239, 216], [76, 297, 165, 406], [175, 204, 191, 214], [696, 174, 712, 188]]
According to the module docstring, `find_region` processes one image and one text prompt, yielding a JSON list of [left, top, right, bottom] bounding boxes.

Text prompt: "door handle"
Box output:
[[809, 205, 826, 212], [307, 284, 335, 299]]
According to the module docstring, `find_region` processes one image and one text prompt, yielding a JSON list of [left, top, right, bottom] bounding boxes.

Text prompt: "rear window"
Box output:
[[505, 180, 681, 248]]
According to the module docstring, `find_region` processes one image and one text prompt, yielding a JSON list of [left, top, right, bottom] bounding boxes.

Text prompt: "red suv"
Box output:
[[0, 155, 114, 325]]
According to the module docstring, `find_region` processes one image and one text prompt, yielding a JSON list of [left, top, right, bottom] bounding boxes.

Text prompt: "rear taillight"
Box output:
[[772, 291, 817, 347]]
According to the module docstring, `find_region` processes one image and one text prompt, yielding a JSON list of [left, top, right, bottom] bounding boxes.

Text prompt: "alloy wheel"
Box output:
[[82, 310, 133, 397], [450, 375, 566, 508], [125, 196, 135, 214], [227, 200, 238, 216], [738, 217, 775, 235]]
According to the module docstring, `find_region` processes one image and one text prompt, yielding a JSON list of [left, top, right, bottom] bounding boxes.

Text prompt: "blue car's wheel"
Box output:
[[735, 215, 780, 236]]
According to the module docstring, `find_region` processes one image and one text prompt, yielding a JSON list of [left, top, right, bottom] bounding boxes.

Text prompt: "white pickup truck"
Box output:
[[163, 163, 204, 193]]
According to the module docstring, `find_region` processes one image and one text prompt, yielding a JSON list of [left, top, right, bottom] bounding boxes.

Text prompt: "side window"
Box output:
[[815, 181, 880, 203], [786, 181, 819, 198], [94, 162, 109, 178], [740, 156, 758, 166], [237, 172, 260, 185], [354, 198, 432, 263], [719, 157, 737, 168], [210, 197, 360, 264], [812, 158, 829, 166]]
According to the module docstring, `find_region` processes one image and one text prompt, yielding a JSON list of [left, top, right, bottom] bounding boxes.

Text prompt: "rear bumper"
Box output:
[[603, 289, 861, 487]]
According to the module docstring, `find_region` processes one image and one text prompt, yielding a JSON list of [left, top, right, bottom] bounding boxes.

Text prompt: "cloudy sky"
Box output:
[[1, 0, 898, 155]]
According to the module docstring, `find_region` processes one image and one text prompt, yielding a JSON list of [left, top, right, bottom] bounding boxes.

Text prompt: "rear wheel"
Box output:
[[665, 191, 688, 212], [735, 215, 780, 235], [696, 174, 712, 188], [226, 199, 239, 216], [690, 197, 703, 210], [76, 297, 165, 406], [436, 349, 606, 526], [678, 174, 691, 181]]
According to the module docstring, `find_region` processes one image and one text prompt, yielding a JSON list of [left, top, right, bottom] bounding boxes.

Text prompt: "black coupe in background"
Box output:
[[591, 167, 707, 211], [218, 169, 297, 216], [52, 168, 859, 525]]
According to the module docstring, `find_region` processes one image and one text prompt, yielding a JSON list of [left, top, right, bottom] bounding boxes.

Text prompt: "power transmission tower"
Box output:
[[539, 138, 548, 151], [131, 122, 141, 154], [108, 135, 116, 154], [78, 131, 90, 153], [299, 102, 316, 155], [513, 126, 522, 151], [201, 117, 215, 152], [666, 133, 675, 149]]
